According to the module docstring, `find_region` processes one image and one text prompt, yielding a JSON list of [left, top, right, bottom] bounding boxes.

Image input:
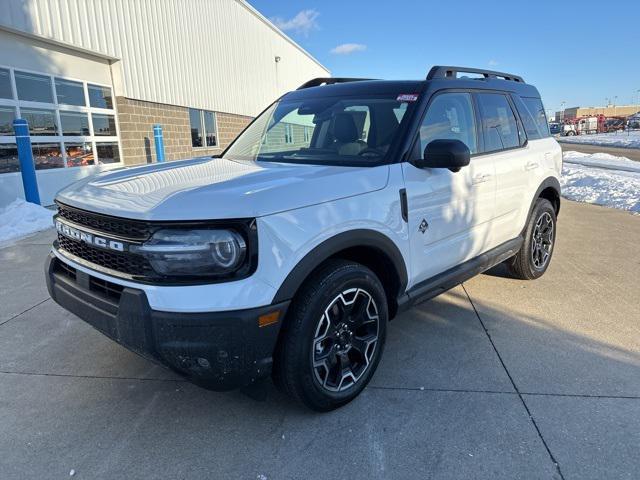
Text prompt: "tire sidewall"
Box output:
[[523, 199, 556, 278], [293, 265, 387, 409]]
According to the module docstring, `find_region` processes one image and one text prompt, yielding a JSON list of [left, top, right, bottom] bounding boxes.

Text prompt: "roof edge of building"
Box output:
[[235, 0, 329, 75]]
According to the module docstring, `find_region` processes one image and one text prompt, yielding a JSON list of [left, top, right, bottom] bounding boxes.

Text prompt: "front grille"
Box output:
[[57, 203, 150, 240], [58, 235, 152, 277], [90, 275, 124, 301]]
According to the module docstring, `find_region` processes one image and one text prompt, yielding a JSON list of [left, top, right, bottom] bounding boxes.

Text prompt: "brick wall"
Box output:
[[115, 97, 252, 166]]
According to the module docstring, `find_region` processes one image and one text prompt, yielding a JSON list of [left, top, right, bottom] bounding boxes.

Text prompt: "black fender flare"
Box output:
[[527, 176, 561, 221], [272, 229, 408, 304]]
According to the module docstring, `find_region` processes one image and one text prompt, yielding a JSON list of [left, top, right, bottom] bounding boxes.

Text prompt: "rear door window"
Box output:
[[476, 93, 521, 152]]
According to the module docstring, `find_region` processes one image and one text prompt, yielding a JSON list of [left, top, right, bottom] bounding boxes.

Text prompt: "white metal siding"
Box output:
[[0, 0, 329, 116]]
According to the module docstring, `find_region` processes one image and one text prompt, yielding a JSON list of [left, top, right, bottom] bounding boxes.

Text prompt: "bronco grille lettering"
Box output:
[[55, 220, 125, 252]]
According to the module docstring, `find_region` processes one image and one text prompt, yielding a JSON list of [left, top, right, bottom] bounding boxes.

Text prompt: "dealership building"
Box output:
[[0, 0, 329, 207]]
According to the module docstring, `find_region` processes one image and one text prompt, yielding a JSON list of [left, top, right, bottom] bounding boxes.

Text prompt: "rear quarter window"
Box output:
[[522, 97, 550, 138]]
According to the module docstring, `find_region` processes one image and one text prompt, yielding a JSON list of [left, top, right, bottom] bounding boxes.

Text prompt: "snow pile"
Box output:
[[0, 199, 55, 246], [559, 130, 640, 148], [561, 163, 640, 214], [563, 151, 640, 173]]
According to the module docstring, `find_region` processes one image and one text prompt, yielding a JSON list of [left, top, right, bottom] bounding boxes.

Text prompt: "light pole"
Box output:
[[613, 96, 618, 115], [561, 101, 566, 122]]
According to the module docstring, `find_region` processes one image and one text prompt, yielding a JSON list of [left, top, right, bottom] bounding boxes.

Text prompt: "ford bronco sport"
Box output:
[[46, 66, 561, 411]]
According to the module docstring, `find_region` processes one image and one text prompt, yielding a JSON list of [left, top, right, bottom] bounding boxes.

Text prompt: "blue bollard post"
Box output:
[[153, 124, 165, 163], [13, 119, 41, 205]]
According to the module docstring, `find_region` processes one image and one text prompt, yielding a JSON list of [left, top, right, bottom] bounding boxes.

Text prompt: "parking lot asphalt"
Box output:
[[0, 200, 638, 480], [559, 141, 640, 161]]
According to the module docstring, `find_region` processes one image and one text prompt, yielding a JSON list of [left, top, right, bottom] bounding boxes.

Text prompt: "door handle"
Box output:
[[472, 173, 491, 184], [525, 161, 539, 171]]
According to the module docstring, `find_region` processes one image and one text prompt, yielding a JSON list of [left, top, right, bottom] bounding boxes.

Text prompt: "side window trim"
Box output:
[[472, 91, 528, 157]]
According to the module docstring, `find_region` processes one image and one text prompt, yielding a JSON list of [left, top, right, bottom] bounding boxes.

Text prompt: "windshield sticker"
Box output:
[[397, 94, 419, 102]]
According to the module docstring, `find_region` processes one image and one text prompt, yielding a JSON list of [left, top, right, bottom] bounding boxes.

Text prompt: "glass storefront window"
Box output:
[[15, 71, 53, 103], [96, 142, 120, 164], [64, 142, 94, 167], [21, 108, 58, 136], [0, 144, 19, 174], [204, 111, 217, 146], [88, 84, 113, 109], [55, 78, 86, 106], [0, 106, 16, 135], [0, 68, 12, 99], [60, 111, 90, 136], [92, 114, 116, 136], [33, 142, 64, 170]]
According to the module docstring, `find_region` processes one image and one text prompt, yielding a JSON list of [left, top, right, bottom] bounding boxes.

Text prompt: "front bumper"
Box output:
[[45, 253, 289, 390]]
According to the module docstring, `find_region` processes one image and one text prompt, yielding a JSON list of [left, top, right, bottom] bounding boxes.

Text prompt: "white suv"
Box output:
[[46, 66, 561, 411]]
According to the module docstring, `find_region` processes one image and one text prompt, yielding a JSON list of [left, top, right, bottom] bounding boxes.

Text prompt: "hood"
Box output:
[[56, 157, 389, 221]]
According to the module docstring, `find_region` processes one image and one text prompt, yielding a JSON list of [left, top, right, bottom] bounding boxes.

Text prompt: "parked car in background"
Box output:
[[45, 66, 562, 411], [549, 122, 561, 134]]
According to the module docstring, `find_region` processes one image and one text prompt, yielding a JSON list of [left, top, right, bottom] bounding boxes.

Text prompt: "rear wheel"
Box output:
[[273, 260, 387, 411], [507, 198, 556, 280]]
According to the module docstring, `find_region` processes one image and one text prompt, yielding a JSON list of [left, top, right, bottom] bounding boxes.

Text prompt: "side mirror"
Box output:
[[417, 139, 471, 172]]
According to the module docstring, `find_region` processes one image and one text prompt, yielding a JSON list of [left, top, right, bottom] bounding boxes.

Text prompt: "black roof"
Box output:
[[285, 66, 540, 100]]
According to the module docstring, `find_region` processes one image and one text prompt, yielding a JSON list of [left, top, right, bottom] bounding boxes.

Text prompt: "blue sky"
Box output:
[[251, 0, 640, 116]]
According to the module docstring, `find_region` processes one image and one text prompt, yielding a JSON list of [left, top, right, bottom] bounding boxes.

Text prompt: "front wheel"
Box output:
[[507, 198, 557, 280], [273, 260, 387, 411]]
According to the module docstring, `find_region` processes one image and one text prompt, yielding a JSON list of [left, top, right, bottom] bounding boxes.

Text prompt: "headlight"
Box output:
[[132, 229, 246, 276]]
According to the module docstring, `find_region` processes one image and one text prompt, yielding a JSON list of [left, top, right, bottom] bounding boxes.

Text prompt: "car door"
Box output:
[[475, 92, 531, 244], [402, 91, 496, 287]]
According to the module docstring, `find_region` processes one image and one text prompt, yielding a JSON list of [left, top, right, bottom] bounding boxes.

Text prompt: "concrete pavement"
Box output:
[[0, 200, 638, 479]]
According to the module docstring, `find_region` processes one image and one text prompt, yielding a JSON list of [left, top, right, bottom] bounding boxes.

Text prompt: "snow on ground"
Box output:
[[561, 159, 640, 214], [563, 151, 640, 173], [558, 130, 640, 148], [0, 199, 55, 247]]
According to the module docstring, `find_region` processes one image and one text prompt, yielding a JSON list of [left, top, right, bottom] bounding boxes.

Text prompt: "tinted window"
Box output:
[[33, 142, 64, 170], [96, 142, 120, 164], [60, 111, 90, 136], [476, 93, 520, 152], [0, 106, 16, 135], [204, 111, 217, 146], [189, 108, 203, 147], [0, 144, 19, 173], [522, 97, 550, 138], [21, 108, 57, 136], [0, 68, 12, 99], [512, 95, 541, 140], [15, 71, 53, 103], [88, 84, 113, 109], [419, 92, 477, 154], [92, 114, 117, 136], [55, 78, 86, 106]]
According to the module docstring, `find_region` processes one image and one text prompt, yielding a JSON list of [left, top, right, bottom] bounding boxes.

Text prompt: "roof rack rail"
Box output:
[[297, 77, 373, 90], [427, 66, 525, 83]]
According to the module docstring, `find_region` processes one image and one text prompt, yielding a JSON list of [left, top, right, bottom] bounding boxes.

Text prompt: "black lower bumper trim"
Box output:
[[45, 253, 289, 391]]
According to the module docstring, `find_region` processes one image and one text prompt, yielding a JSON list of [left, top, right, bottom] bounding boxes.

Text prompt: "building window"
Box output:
[[92, 114, 117, 136], [64, 142, 94, 167], [55, 78, 86, 106], [21, 108, 58, 136], [204, 111, 217, 147], [87, 84, 113, 109], [0, 68, 12, 99], [0, 144, 19, 174], [303, 127, 311, 143], [284, 124, 293, 144], [0, 106, 16, 135], [15, 71, 53, 103], [96, 142, 120, 164], [0, 67, 121, 172], [33, 142, 64, 170], [189, 108, 217, 148], [60, 112, 90, 136]]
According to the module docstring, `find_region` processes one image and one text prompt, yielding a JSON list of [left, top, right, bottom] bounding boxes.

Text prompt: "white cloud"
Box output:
[[330, 43, 367, 55], [271, 9, 320, 36], [488, 59, 499, 67]]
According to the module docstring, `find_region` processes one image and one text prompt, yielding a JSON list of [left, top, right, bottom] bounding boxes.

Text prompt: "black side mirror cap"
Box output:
[[415, 139, 471, 172]]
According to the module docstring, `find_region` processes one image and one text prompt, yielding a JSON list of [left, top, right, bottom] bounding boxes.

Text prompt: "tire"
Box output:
[[507, 198, 556, 280], [273, 259, 388, 412]]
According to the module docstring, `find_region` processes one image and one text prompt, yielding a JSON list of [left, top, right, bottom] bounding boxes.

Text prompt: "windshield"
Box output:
[[224, 93, 416, 166]]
